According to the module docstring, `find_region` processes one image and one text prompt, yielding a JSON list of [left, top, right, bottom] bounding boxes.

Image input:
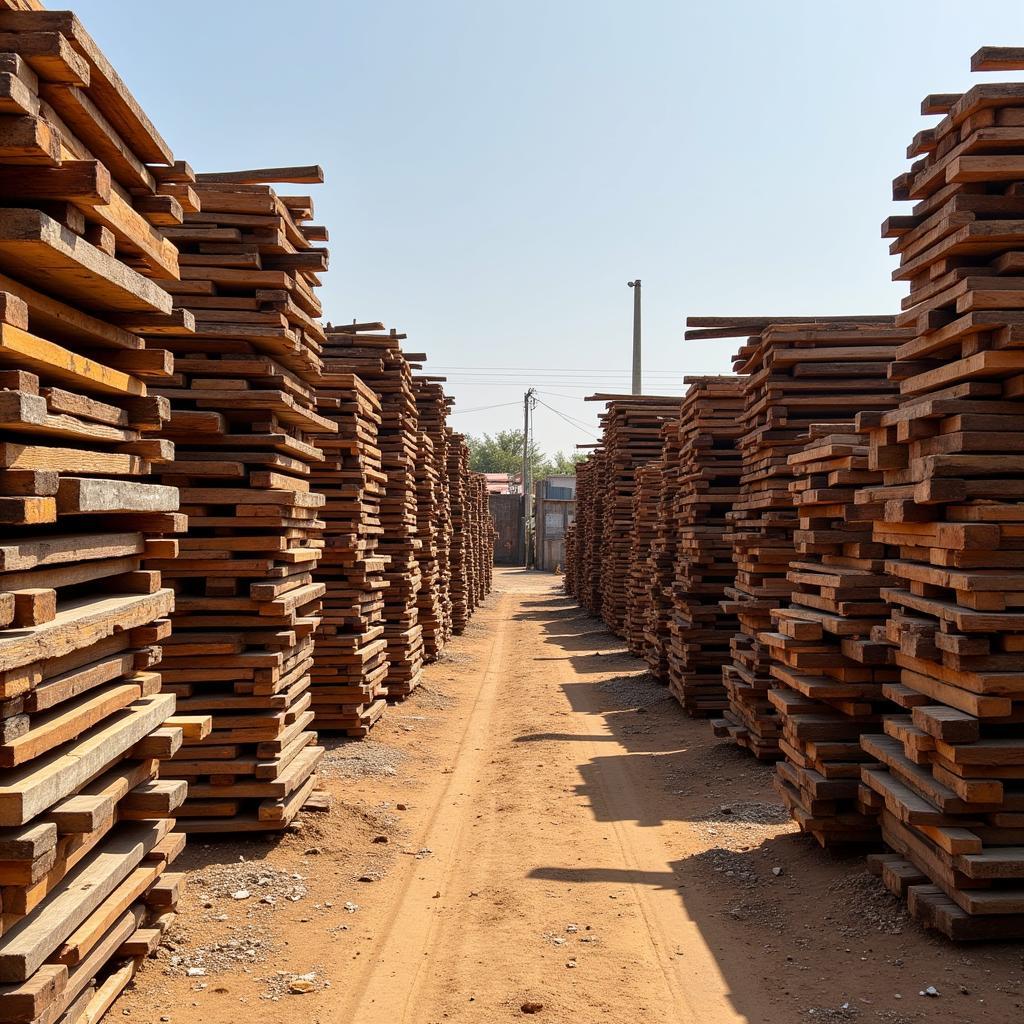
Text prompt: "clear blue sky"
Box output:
[[75, 0, 1024, 455]]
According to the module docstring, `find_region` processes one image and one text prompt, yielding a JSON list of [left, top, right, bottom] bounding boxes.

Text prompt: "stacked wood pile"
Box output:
[[855, 49, 1024, 938], [642, 424, 681, 680], [153, 165, 331, 832], [447, 434, 494, 629], [318, 325, 424, 697], [563, 520, 578, 595], [765, 411, 907, 846], [414, 376, 453, 660], [666, 376, 745, 715], [684, 318, 905, 759], [565, 451, 605, 616], [625, 459, 665, 665], [592, 396, 682, 637], [309, 367, 388, 736], [0, 10, 204, 1019], [446, 433, 472, 632], [468, 470, 494, 608]]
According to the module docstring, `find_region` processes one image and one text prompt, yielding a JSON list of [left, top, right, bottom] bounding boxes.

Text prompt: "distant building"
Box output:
[[484, 472, 521, 495], [533, 475, 576, 570], [537, 474, 576, 500]]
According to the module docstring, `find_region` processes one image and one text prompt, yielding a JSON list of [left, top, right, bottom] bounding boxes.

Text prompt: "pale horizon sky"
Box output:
[[74, 0, 1024, 456]]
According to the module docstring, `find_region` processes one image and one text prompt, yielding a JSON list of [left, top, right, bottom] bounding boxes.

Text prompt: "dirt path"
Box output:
[[120, 569, 1024, 1024]]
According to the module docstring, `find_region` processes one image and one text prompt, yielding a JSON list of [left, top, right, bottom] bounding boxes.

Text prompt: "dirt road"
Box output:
[[121, 568, 1024, 1024]]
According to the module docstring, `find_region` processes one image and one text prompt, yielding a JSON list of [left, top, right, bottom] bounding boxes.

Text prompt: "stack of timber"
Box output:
[[319, 324, 424, 697], [666, 376, 745, 715], [684, 317, 905, 759], [0, 9, 204, 1019], [309, 367, 389, 736], [591, 395, 681, 637], [642, 423, 681, 680], [565, 449, 606, 616], [855, 49, 1024, 938], [413, 376, 453, 661], [153, 164, 332, 832], [625, 458, 665, 665], [447, 435, 493, 629], [469, 468, 494, 606], [447, 432, 473, 633], [563, 520, 578, 596], [765, 411, 905, 846]]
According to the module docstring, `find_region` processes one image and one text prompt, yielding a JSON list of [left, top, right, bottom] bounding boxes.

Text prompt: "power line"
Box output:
[[534, 397, 600, 440], [534, 400, 596, 433], [431, 365, 690, 374], [449, 400, 522, 415], [432, 380, 687, 389]]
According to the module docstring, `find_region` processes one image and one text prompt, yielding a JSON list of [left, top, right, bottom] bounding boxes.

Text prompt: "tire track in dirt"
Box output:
[[330, 591, 511, 1021]]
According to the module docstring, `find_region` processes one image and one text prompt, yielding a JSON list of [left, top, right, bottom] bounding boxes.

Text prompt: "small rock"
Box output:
[[343, 902, 359, 913], [396, 804, 407, 811], [289, 979, 316, 995], [187, 968, 207, 978], [521, 1002, 544, 1014], [565, 960, 576, 969], [772, 867, 783, 877], [373, 836, 389, 844], [920, 986, 939, 997], [231, 889, 251, 901], [304, 848, 322, 856]]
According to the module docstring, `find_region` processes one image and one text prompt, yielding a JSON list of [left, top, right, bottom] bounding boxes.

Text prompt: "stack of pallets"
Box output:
[[322, 325, 424, 697], [414, 376, 453, 661], [154, 166, 331, 832], [591, 396, 681, 637], [0, 10, 202, 1019], [309, 368, 389, 736], [666, 376, 745, 715], [766, 413, 905, 846], [685, 317, 903, 759], [855, 50, 1024, 938]]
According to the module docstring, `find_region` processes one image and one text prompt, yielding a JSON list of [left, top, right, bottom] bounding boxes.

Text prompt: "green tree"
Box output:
[[467, 430, 549, 483], [547, 449, 585, 475]]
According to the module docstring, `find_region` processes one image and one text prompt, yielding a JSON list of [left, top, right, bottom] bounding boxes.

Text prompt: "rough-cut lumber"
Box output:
[[0, 10, 195, 1018], [685, 317, 907, 760], [153, 167, 329, 831], [308, 368, 389, 734], [857, 53, 1024, 938]]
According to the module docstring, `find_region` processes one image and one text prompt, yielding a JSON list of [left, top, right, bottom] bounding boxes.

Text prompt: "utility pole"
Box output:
[[628, 279, 642, 394], [522, 387, 536, 567]]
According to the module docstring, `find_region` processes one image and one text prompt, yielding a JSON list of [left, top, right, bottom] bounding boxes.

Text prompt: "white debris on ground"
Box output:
[[318, 739, 408, 779]]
